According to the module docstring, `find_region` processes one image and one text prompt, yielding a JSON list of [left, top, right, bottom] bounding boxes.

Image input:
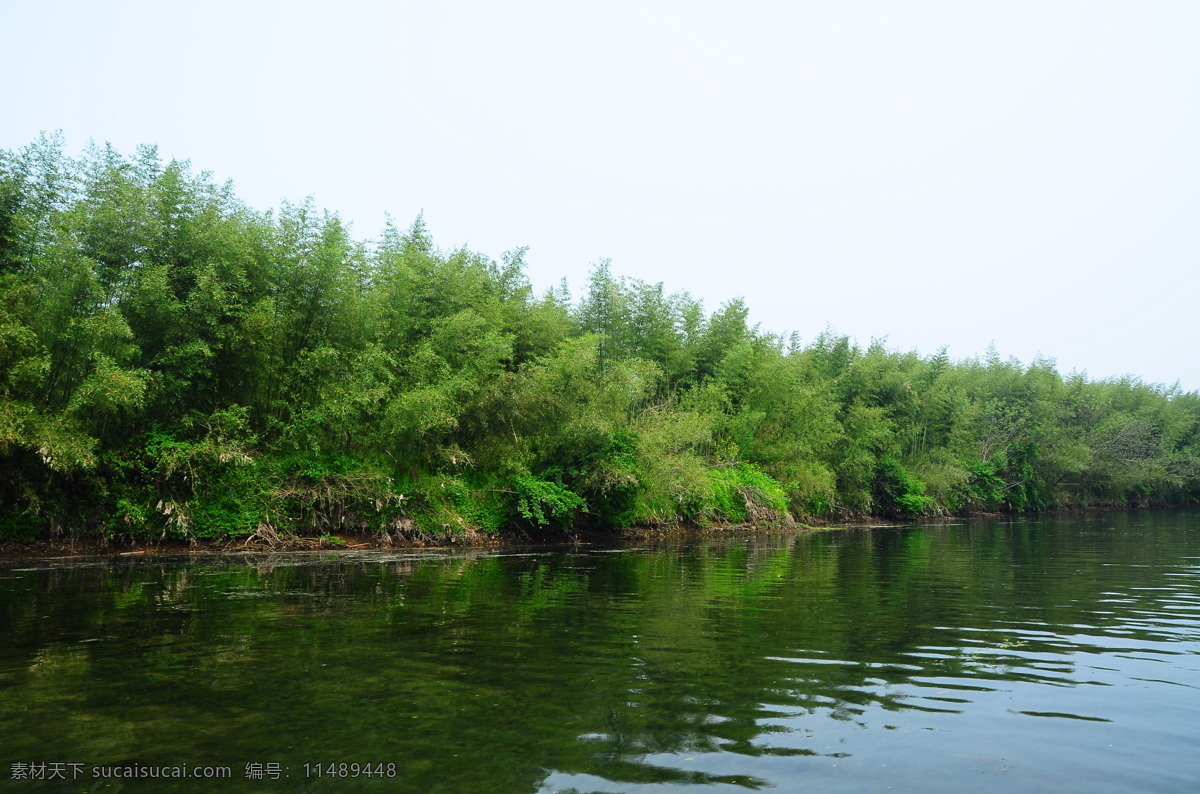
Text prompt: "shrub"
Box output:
[[873, 456, 934, 517], [513, 475, 586, 529]]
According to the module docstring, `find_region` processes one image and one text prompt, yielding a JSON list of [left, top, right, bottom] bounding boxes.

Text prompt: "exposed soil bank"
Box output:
[[3, 504, 1166, 560]]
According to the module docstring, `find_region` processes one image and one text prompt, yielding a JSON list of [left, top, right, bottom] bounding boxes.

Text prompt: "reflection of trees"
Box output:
[[0, 511, 1196, 791]]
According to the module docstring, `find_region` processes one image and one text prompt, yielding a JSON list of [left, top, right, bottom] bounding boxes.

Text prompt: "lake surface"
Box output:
[[2, 510, 1199, 792]]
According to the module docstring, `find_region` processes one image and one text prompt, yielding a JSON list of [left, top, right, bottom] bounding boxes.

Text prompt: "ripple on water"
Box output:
[[4, 510, 1200, 793]]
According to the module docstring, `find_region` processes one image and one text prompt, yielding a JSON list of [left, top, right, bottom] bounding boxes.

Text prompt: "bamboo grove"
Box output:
[[1, 137, 1198, 542]]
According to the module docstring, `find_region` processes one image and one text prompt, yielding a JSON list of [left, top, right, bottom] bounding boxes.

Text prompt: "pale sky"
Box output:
[[3, 0, 1197, 390]]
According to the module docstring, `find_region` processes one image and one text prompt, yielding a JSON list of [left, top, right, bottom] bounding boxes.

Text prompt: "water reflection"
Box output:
[[1, 511, 1198, 792]]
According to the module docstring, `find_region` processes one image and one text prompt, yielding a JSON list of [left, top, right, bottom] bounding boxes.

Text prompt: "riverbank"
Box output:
[[0, 517, 904, 559], [4, 139, 1198, 568], [8, 506, 1164, 560]]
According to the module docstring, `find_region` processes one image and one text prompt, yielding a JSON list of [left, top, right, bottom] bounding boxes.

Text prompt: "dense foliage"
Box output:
[[2, 137, 1198, 541]]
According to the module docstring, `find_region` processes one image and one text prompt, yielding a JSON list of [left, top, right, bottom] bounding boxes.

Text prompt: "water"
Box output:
[[2, 510, 1198, 792]]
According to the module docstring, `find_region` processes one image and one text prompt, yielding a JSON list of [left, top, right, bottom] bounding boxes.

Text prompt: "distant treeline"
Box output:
[[1, 137, 1198, 542]]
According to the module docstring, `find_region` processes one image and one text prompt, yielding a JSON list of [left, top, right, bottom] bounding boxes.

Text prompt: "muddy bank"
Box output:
[[7, 504, 1154, 561], [0, 518, 899, 560]]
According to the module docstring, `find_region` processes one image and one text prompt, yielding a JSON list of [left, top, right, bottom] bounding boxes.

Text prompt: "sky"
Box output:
[[3, 0, 1198, 390]]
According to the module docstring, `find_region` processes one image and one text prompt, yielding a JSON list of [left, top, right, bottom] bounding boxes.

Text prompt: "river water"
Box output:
[[2, 510, 1198, 792]]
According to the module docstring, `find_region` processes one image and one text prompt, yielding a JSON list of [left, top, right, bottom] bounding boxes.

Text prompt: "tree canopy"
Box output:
[[2, 136, 1197, 543]]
